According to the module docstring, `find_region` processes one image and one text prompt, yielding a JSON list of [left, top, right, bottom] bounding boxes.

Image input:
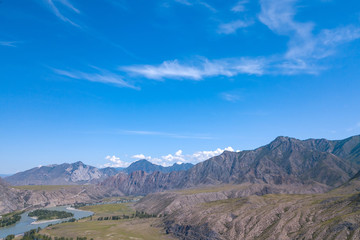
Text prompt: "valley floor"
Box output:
[[38, 218, 174, 240], [26, 202, 175, 240]]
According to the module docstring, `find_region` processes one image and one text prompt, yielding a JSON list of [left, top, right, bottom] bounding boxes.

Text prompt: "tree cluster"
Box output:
[[28, 210, 74, 221], [8, 228, 94, 240], [71, 203, 86, 209], [0, 212, 22, 228], [96, 211, 157, 221]]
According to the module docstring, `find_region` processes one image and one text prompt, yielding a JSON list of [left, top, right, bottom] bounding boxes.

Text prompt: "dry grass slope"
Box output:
[[12, 185, 77, 191], [135, 184, 360, 240], [39, 202, 175, 240]]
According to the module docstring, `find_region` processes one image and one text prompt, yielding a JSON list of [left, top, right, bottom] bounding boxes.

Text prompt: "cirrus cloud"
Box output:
[[123, 58, 265, 80], [53, 67, 139, 89], [232, 0, 249, 12], [217, 20, 254, 34], [0, 41, 18, 47], [42, 0, 81, 28], [120, 0, 360, 80]]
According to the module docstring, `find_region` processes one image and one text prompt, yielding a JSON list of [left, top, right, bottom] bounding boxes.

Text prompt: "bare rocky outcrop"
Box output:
[[135, 183, 331, 216], [0, 179, 123, 215], [0, 178, 25, 214], [5, 161, 119, 186], [135, 179, 360, 240], [22, 185, 123, 210]]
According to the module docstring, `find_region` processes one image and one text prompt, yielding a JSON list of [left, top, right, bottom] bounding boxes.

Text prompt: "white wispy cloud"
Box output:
[[53, 67, 138, 89], [0, 41, 18, 47], [258, 0, 360, 73], [131, 147, 238, 166], [131, 154, 152, 160], [123, 58, 264, 80], [101, 155, 131, 168], [346, 122, 360, 132], [124, 60, 210, 80], [197, 1, 217, 12], [174, 0, 216, 12], [43, 0, 138, 59], [175, 0, 192, 6], [217, 20, 253, 34], [44, 0, 81, 27], [57, 0, 80, 13], [220, 91, 243, 102], [232, 0, 248, 12], [124, 0, 360, 81]]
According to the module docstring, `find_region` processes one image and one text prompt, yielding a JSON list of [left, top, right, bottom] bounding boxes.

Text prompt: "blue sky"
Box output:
[[1, 0, 360, 173]]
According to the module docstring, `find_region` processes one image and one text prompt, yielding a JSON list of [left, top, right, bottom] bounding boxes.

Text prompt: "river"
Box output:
[[0, 206, 93, 239]]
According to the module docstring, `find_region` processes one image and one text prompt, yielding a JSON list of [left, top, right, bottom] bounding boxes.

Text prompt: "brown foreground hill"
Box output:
[[134, 174, 360, 240]]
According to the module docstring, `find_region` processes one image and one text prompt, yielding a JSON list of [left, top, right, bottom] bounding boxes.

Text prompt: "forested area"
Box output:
[[28, 210, 73, 221], [0, 212, 22, 228]]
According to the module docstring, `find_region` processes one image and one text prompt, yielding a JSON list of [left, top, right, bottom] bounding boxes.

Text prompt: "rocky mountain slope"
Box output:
[[123, 160, 193, 174], [5, 160, 193, 186], [102, 135, 360, 195], [0, 178, 25, 214], [0, 178, 122, 215], [135, 173, 360, 240], [5, 161, 118, 186]]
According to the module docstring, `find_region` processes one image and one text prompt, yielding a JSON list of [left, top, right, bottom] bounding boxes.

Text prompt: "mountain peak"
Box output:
[[123, 159, 193, 174], [268, 136, 295, 148], [274, 136, 291, 142], [72, 161, 85, 166], [135, 159, 152, 163], [129, 159, 153, 166], [102, 135, 360, 195]]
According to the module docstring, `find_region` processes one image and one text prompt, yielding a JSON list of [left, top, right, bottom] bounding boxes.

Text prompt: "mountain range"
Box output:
[[5, 159, 194, 186], [130, 136, 360, 239], [101, 135, 360, 195], [134, 169, 360, 240], [2, 134, 360, 239]]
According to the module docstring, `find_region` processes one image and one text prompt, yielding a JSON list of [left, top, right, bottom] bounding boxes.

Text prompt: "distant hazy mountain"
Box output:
[[5, 160, 193, 186], [102, 135, 360, 195], [5, 161, 118, 186], [122, 159, 193, 174]]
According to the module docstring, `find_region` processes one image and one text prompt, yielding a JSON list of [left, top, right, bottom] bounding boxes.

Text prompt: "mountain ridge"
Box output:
[[5, 159, 194, 186], [122, 159, 193, 174], [5, 161, 117, 186], [101, 135, 360, 195]]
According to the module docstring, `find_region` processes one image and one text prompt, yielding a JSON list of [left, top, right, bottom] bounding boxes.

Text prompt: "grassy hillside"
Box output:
[[78, 203, 135, 218]]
